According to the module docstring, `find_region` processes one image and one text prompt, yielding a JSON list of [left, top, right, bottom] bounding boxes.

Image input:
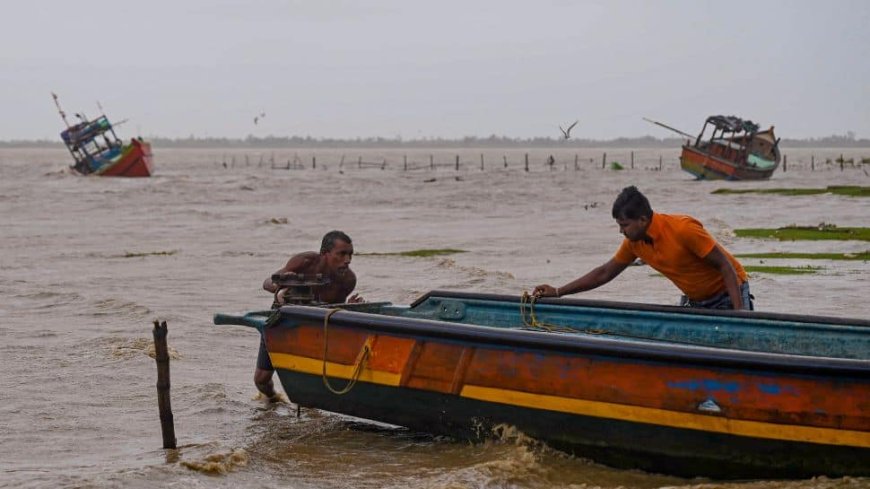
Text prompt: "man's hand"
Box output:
[[274, 288, 289, 305], [347, 293, 364, 303], [533, 284, 559, 298]]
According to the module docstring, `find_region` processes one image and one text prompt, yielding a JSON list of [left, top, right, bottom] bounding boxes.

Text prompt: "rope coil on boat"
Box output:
[[321, 308, 370, 395], [520, 291, 605, 334]]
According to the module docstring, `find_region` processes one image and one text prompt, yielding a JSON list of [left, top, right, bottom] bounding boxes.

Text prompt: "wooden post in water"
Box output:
[[455, 155, 460, 171], [524, 153, 529, 172], [358, 156, 362, 169], [503, 155, 508, 168], [480, 154, 484, 171], [312, 156, 316, 169], [782, 154, 787, 172], [152, 320, 176, 449], [659, 155, 663, 171], [430, 154, 434, 170], [602, 153, 606, 169], [574, 154, 579, 170], [631, 151, 634, 169], [404, 155, 407, 171], [840, 154, 844, 171], [811, 155, 815, 171]]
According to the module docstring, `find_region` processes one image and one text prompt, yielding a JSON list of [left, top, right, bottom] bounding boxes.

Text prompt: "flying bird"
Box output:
[[254, 112, 266, 125], [559, 120, 579, 140]]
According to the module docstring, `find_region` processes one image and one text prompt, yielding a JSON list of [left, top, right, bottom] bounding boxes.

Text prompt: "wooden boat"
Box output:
[[646, 115, 781, 180], [214, 290, 869, 479], [52, 93, 153, 177]]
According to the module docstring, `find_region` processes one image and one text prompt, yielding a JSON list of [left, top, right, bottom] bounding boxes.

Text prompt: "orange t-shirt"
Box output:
[[613, 212, 747, 301]]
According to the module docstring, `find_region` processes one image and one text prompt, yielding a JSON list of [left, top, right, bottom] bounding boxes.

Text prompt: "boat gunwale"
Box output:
[[274, 304, 869, 377], [412, 290, 869, 327]]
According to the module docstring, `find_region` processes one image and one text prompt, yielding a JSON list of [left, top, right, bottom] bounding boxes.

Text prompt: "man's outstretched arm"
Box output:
[[533, 259, 630, 298]]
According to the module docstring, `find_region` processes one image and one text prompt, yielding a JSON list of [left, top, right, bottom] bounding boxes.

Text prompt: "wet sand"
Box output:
[[1, 147, 868, 488]]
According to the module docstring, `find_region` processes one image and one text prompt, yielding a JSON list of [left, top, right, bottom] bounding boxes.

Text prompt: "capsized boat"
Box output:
[[646, 115, 781, 180], [214, 290, 869, 479], [52, 93, 153, 177]]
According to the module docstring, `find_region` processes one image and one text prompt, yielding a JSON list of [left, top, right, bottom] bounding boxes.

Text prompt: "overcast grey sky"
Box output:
[[3, 0, 868, 140]]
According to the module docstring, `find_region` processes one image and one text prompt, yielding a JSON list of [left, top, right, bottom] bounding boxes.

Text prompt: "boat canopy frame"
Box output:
[[694, 115, 760, 147]]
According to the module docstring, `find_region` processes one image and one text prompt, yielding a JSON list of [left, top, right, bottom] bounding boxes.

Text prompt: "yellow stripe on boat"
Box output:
[[461, 384, 870, 448], [270, 352, 402, 386]]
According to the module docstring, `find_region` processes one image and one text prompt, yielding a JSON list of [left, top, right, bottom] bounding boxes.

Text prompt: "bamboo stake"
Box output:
[[152, 320, 176, 449]]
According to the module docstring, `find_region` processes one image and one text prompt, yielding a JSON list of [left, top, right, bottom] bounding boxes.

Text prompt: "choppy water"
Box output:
[[1, 147, 868, 489]]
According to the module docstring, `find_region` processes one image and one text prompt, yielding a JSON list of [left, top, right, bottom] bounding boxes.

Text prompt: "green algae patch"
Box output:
[[734, 225, 870, 242], [121, 250, 178, 258], [712, 186, 870, 197], [736, 251, 870, 261], [359, 249, 467, 257], [744, 265, 822, 275]]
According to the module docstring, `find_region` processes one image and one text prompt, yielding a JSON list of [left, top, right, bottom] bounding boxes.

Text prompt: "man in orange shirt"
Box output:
[[534, 186, 753, 310]]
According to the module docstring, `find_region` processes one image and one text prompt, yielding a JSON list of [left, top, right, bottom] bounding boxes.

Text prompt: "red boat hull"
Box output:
[[94, 139, 153, 177]]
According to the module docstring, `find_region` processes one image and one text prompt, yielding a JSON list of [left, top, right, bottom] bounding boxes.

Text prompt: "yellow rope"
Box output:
[[321, 308, 370, 395], [519, 291, 605, 334]]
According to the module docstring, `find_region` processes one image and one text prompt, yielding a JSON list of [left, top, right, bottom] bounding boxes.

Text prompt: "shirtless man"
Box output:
[[256, 230, 363, 401]]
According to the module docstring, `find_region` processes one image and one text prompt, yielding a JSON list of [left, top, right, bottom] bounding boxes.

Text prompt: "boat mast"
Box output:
[[641, 117, 695, 140], [51, 92, 72, 129]]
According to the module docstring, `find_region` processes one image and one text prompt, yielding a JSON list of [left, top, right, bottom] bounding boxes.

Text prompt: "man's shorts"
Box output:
[[256, 335, 274, 371], [679, 281, 755, 310]]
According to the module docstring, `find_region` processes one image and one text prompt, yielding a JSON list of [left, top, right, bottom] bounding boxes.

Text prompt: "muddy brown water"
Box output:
[[1, 147, 868, 488]]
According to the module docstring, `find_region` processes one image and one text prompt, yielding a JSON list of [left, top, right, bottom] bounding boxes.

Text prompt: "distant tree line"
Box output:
[[3, 133, 870, 148]]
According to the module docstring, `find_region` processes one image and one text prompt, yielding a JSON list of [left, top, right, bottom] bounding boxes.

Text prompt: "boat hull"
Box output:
[[277, 368, 866, 479], [218, 292, 870, 479], [92, 139, 153, 177], [680, 145, 776, 180]]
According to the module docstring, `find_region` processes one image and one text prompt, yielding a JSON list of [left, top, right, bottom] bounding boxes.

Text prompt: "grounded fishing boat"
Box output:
[[214, 290, 869, 479], [52, 93, 153, 177], [646, 115, 781, 180]]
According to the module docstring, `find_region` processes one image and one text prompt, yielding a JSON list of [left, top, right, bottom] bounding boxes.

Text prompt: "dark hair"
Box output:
[[611, 186, 652, 220], [320, 230, 352, 253]]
